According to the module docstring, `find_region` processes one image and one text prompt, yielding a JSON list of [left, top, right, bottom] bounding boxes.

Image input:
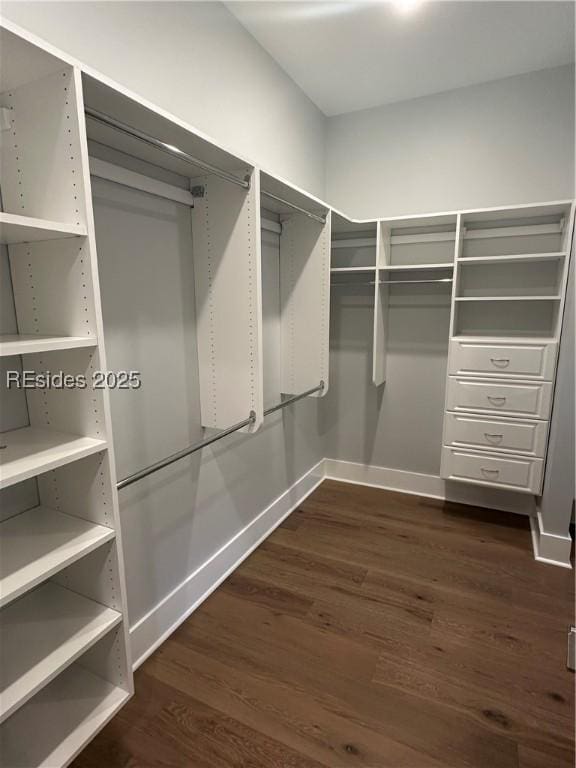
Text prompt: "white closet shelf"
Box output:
[[0, 663, 129, 768], [330, 266, 375, 273], [451, 333, 557, 343], [459, 252, 566, 264], [0, 506, 115, 608], [0, 334, 97, 357], [0, 212, 87, 244], [0, 427, 107, 489], [380, 263, 454, 270], [454, 296, 561, 302], [0, 581, 122, 723]]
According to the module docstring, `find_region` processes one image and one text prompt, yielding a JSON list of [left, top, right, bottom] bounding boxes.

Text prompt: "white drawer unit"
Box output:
[[443, 413, 549, 457], [448, 340, 557, 380], [446, 377, 553, 420], [441, 447, 544, 494]]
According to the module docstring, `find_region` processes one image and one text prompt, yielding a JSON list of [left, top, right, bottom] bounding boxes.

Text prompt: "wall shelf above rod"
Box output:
[[85, 107, 250, 190], [332, 278, 453, 286], [331, 221, 563, 250]]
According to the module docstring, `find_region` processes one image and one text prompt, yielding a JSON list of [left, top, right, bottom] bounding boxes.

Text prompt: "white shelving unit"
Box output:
[[0, 427, 107, 488], [0, 663, 129, 768], [0, 24, 133, 766], [0, 506, 115, 607], [0, 334, 97, 357], [0, 212, 87, 244], [441, 202, 575, 493], [0, 581, 122, 722]]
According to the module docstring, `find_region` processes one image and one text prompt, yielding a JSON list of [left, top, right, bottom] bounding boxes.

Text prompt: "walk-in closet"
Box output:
[[0, 3, 574, 767]]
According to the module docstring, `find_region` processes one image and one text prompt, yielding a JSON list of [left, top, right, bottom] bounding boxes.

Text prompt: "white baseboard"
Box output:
[[530, 510, 573, 569], [130, 459, 325, 669], [323, 458, 535, 516]]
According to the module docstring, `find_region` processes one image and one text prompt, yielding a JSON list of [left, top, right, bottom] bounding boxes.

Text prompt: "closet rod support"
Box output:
[[85, 107, 251, 190], [261, 191, 326, 225], [117, 411, 257, 490], [264, 381, 324, 417]]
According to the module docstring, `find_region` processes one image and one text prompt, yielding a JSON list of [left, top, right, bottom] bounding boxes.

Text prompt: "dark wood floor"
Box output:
[[73, 480, 575, 768]]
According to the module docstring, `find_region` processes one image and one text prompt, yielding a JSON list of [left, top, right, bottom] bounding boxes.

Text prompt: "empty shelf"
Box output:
[[0, 582, 122, 723], [0, 427, 107, 489], [455, 296, 561, 302], [0, 213, 87, 244], [380, 262, 454, 270], [452, 334, 557, 344], [0, 334, 97, 357], [0, 664, 129, 767], [0, 506, 115, 608], [459, 252, 566, 264], [330, 266, 375, 273]]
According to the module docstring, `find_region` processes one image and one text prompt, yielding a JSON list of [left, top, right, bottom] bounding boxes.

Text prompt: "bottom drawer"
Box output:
[[441, 446, 544, 494]]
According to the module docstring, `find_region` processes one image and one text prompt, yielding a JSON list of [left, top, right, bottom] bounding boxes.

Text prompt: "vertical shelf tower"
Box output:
[[441, 202, 575, 494], [0, 28, 133, 767]]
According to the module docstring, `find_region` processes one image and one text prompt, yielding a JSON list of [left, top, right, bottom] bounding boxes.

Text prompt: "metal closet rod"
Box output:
[[261, 190, 327, 225], [85, 107, 251, 190], [117, 381, 324, 490]]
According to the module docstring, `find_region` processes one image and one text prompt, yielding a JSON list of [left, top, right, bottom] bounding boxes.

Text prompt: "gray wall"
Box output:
[[321, 278, 451, 476], [326, 66, 575, 218], [91, 177, 323, 629], [1, 1, 326, 198]]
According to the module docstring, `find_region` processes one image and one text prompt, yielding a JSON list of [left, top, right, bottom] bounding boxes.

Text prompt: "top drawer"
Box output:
[[448, 340, 557, 380]]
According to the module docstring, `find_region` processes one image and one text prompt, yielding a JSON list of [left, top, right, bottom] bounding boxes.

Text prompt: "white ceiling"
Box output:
[[227, 1, 575, 116]]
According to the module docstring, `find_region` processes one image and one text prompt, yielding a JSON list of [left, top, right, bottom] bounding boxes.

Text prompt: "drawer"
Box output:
[[448, 340, 556, 380], [446, 377, 553, 419], [441, 447, 544, 494], [443, 413, 549, 457]]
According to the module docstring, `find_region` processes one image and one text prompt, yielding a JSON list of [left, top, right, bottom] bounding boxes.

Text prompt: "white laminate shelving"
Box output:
[[330, 266, 375, 273], [454, 295, 562, 302], [0, 212, 87, 244], [380, 262, 454, 271], [0, 506, 115, 608], [0, 582, 122, 723], [0, 427, 107, 489], [0, 334, 97, 357], [441, 202, 575, 494], [459, 252, 566, 264], [0, 664, 129, 768]]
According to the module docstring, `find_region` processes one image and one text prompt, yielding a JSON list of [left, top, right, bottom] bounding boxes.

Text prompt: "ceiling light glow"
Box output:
[[391, 0, 424, 15]]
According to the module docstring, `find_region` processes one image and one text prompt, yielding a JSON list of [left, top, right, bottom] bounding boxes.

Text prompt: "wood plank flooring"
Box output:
[[73, 480, 575, 768]]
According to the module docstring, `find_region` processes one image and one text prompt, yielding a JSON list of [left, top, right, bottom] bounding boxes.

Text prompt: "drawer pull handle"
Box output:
[[481, 468, 500, 477], [490, 358, 510, 368], [484, 433, 503, 443], [487, 396, 507, 406]]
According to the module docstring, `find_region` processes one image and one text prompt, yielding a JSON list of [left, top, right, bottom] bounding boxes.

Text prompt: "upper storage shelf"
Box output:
[[460, 203, 572, 259], [379, 213, 458, 269], [331, 214, 377, 270], [82, 73, 252, 183], [0, 30, 88, 226]]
